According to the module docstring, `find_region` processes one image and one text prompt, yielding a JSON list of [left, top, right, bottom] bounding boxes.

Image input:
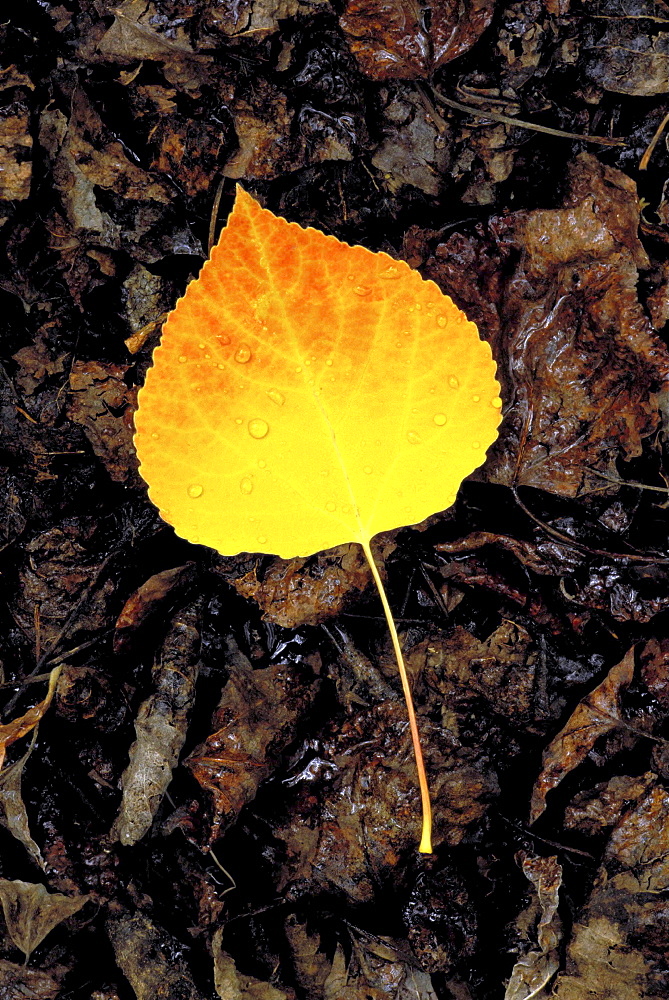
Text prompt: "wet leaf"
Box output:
[[186, 637, 320, 843], [0, 103, 32, 201], [583, 19, 669, 97], [212, 930, 290, 1000], [112, 605, 200, 846], [554, 779, 669, 998], [229, 544, 370, 627], [323, 933, 438, 999], [0, 666, 62, 772], [486, 154, 669, 497], [505, 854, 562, 1000], [134, 185, 501, 559], [0, 959, 62, 998], [339, 0, 495, 80], [67, 361, 138, 484], [106, 909, 208, 1000], [0, 879, 89, 961], [530, 647, 636, 824], [94, 0, 211, 95], [113, 563, 197, 654], [0, 736, 44, 867]]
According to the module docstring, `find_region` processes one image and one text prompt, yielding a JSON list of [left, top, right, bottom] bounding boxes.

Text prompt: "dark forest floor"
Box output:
[[1, 1, 669, 998]]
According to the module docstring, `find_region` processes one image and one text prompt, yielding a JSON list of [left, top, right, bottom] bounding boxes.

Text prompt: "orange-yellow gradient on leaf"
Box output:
[[134, 186, 502, 560]]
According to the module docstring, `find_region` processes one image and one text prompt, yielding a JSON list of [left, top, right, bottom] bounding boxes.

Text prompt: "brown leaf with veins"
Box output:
[[339, 0, 495, 80], [530, 647, 635, 824], [482, 153, 669, 497], [229, 544, 371, 628]]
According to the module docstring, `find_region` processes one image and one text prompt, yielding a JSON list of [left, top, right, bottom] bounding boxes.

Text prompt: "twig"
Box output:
[[580, 467, 669, 494], [430, 87, 626, 147], [512, 486, 669, 565], [640, 110, 669, 170]]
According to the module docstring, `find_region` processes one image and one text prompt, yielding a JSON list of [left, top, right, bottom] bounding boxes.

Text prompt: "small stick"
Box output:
[[640, 110, 669, 170], [430, 87, 626, 147]]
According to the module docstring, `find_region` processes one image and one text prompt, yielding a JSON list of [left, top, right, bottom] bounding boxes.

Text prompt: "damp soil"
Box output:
[[2, 1, 669, 998]]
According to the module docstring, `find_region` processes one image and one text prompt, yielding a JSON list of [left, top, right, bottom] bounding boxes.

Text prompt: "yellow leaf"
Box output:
[[134, 186, 502, 852]]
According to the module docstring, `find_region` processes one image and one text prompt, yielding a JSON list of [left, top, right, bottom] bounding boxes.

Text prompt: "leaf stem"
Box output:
[[361, 539, 433, 854]]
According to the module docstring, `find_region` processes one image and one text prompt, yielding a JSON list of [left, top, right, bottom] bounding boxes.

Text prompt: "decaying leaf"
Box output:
[[554, 779, 669, 998], [0, 879, 89, 961], [106, 908, 208, 1000], [284, 917, 332, 997], [339, 0, 495, 80], [67, 361, 138, 484], [94, 0, 211, 95], [186, 637, 321, 844], [583, 19, 669, 97], [505, 854, 562, 1000], [0, 665, 62, 772], [323, 933, 438, 1000], [113, 563, 197, 654], [271, 699, 499, 903], [212, 929, 289, 1000], [529, 647, 635, 824], [0, 734, 44, 867], [112, 605, 200, 846], [0, 103, 32, 201], [486, 154, 669, 497], [0, 959, 63, 998], [564, 773, 657, 838], [228, 544, 370, 627]]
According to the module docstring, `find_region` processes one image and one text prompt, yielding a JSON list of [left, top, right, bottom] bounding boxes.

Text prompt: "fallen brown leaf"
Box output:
[[529, 647, 635, 824]]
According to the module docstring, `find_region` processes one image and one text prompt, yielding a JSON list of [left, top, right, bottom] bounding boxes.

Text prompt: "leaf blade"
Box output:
[[134, 187, 502, 558]]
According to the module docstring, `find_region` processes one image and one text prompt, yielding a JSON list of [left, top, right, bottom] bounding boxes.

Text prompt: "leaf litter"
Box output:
[[2, 0, 669, 994]]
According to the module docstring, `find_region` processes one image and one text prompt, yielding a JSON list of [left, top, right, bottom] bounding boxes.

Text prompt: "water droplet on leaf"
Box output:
[[433, 413, 447, 426], [240, 477, 253, 494], [449, 376, 459, 389], [248, 418, 269, 439], [266, 388, 285, 406], [187, 484, 203, 498], [407, 431, 421, 445], [235, 344, 252, 363]]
